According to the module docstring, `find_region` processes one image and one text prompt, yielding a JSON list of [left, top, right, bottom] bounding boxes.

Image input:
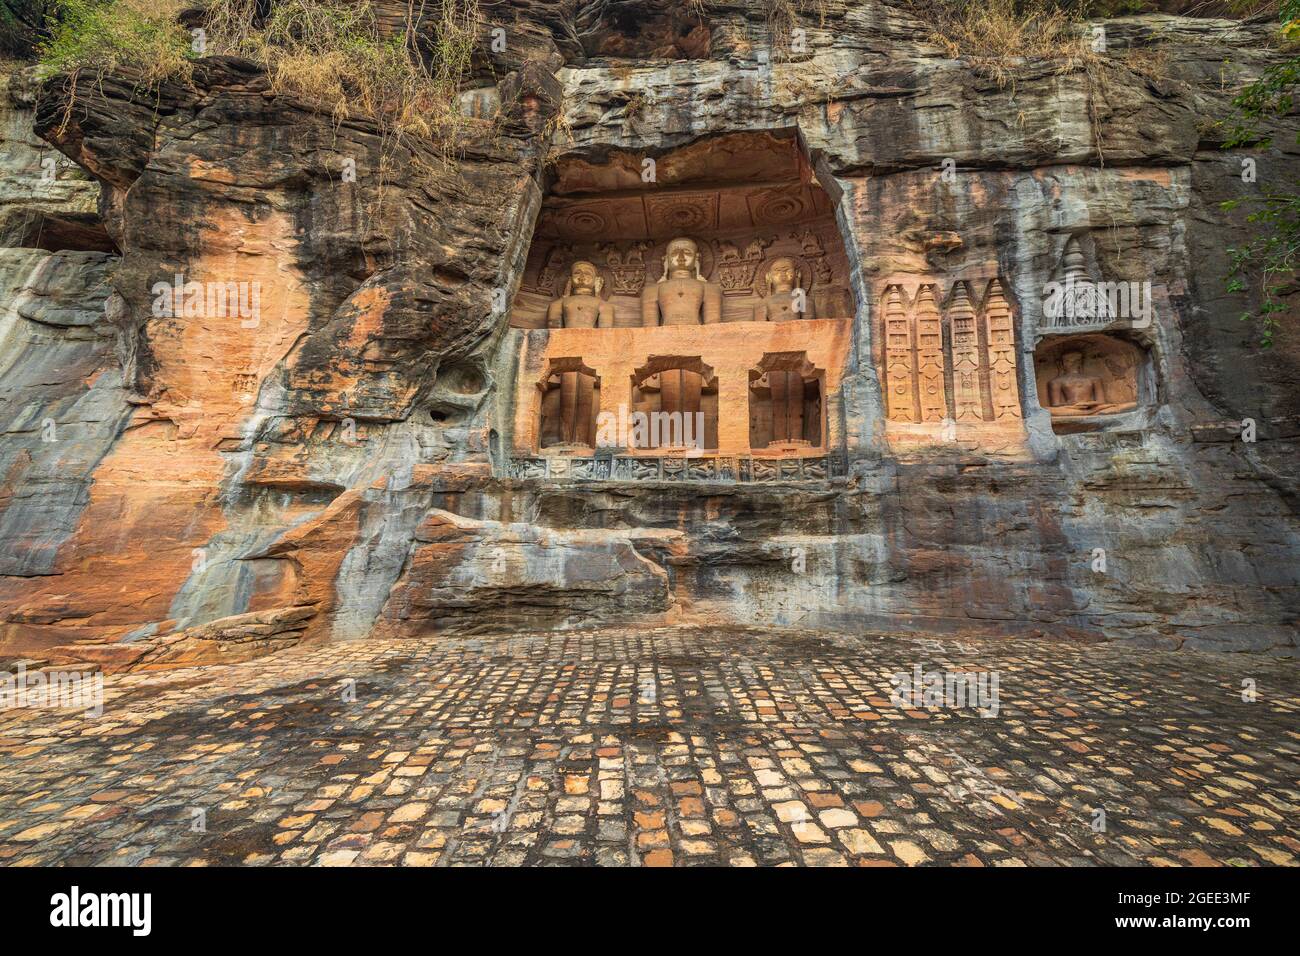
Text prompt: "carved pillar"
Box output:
[[948, 281, 983, 422], [983, 279, 1022, 420], [883, 285, 917, 423], [714, 370, 747, 454], [914, 285, 947, 422]]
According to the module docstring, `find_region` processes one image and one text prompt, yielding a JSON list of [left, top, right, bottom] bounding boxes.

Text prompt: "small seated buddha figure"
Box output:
[[753, 256, 815, 322], [546, 261, 614, 329], [641, 237, 722, 326], [1045, 351, 1133, 416]]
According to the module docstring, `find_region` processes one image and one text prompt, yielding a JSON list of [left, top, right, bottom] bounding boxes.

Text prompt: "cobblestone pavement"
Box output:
[[0, 628, 1296, 867]]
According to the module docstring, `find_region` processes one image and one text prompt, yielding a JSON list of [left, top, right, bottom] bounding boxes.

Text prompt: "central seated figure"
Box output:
[[641, 237, 722, 326]]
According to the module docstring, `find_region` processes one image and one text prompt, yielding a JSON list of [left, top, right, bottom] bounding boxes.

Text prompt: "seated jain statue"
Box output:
[[547, 261, 615, 329], [1045, 351, 1134, 416], [754, 257, 815, 322], [642, 237, 722, 326]]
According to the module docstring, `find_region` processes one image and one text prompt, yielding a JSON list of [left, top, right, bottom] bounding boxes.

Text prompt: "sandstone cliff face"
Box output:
[[0, 1, 1296, 668]]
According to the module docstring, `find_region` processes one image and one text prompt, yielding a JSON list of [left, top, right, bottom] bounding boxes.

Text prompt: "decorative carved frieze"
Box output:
[[948, 281, 982, 422], [880, 276, 1024, 425], [984, 279, 1022, 421], [505, 454, 848, 483], [713, 237, 773, 295], [597, 241, 651, 296], [915, 285, 948, 423], [882, 285, 916, 423]]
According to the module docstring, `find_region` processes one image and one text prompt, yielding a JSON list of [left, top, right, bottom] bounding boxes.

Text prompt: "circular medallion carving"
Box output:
[[751, 189, 808, 226], [563, 207, 611, 238]]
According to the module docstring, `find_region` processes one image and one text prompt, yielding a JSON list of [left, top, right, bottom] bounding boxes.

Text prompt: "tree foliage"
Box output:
[[1222, 0, 1300, 348]]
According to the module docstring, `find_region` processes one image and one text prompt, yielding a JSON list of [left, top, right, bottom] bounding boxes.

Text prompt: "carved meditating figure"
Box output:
[[753, 257, 815, 322], [641, 237, 722, 326], [1045, 351, 1130, 416], [547, 261, 614, 329]]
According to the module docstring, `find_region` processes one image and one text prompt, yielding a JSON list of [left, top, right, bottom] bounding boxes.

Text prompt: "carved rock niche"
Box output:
[[539, 359, 600, 451], [1033, 334, 1147, 434], [749, 352, 824, 451], [630, 357, 719, 452], [509, 131, 856, 329]]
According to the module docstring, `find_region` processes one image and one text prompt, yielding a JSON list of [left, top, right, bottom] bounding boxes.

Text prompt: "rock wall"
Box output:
[[0, 1, 1297, 667]]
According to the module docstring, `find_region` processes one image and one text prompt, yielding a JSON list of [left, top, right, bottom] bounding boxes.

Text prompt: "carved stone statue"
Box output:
[[641, 237, 722, 326], [750, 367, 821, 448], [754, 256, 815, 322], [547, 261, 614, 329], [540, 368, 599, 447], [1045, 350, 1130, 416]]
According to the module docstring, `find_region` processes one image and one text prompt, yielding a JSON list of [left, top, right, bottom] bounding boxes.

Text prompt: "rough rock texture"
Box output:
[[0, 1, 1297, 669], [0, 72, 105, 250]]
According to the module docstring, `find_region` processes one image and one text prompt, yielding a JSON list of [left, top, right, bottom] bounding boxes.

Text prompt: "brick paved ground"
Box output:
[[0, 628, 1296, 867]]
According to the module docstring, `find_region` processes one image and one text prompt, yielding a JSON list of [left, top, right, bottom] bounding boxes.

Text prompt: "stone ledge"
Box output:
[[505, 452, 848, 482]]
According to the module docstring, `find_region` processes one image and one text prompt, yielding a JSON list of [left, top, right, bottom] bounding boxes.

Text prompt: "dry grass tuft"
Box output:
[[918, 0, 1093, 71], [205, 0, 477, 141], [41, 0, 480, 148]]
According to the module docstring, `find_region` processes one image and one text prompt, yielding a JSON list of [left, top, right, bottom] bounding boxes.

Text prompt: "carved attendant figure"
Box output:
[[754, 256, 815, 321], [641, 237, 722, 326], [547, 261, 614, 329]]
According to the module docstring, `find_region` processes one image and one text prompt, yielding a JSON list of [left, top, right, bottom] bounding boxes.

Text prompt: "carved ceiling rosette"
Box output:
[[540, 202, 614, 242], [712, 236, 773, 295], [645, 193, 718, 237], [748, 187, 809, 227]]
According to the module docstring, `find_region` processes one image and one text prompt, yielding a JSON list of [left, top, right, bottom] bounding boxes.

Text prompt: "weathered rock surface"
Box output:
[[380, 509, 673, 633], [0, 72, 104, 250], [0, 2, 1295, 667]]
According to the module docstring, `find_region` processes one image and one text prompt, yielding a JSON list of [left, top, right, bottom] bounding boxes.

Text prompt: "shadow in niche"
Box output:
[[10, 210, 118, 253], [572, 1, 712, 61]]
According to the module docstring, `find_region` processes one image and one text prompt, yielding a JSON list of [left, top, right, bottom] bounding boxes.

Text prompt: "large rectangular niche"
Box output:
[[512, 320, 851, 459], [508, 133, 855, 330]]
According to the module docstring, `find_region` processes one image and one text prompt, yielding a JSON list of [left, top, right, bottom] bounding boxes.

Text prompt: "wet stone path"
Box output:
[[0, 628, 1296, 866]]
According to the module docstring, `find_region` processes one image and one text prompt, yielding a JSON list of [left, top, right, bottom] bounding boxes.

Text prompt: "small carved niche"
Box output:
[[630, 357, 718, 451], [748, 352, 823, 450], [539, 359, 600, 450], [1033, 334, 1145, 433]]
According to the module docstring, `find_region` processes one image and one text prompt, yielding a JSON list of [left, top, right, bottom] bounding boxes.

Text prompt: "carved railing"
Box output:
[[504, 453, 849, 483]]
